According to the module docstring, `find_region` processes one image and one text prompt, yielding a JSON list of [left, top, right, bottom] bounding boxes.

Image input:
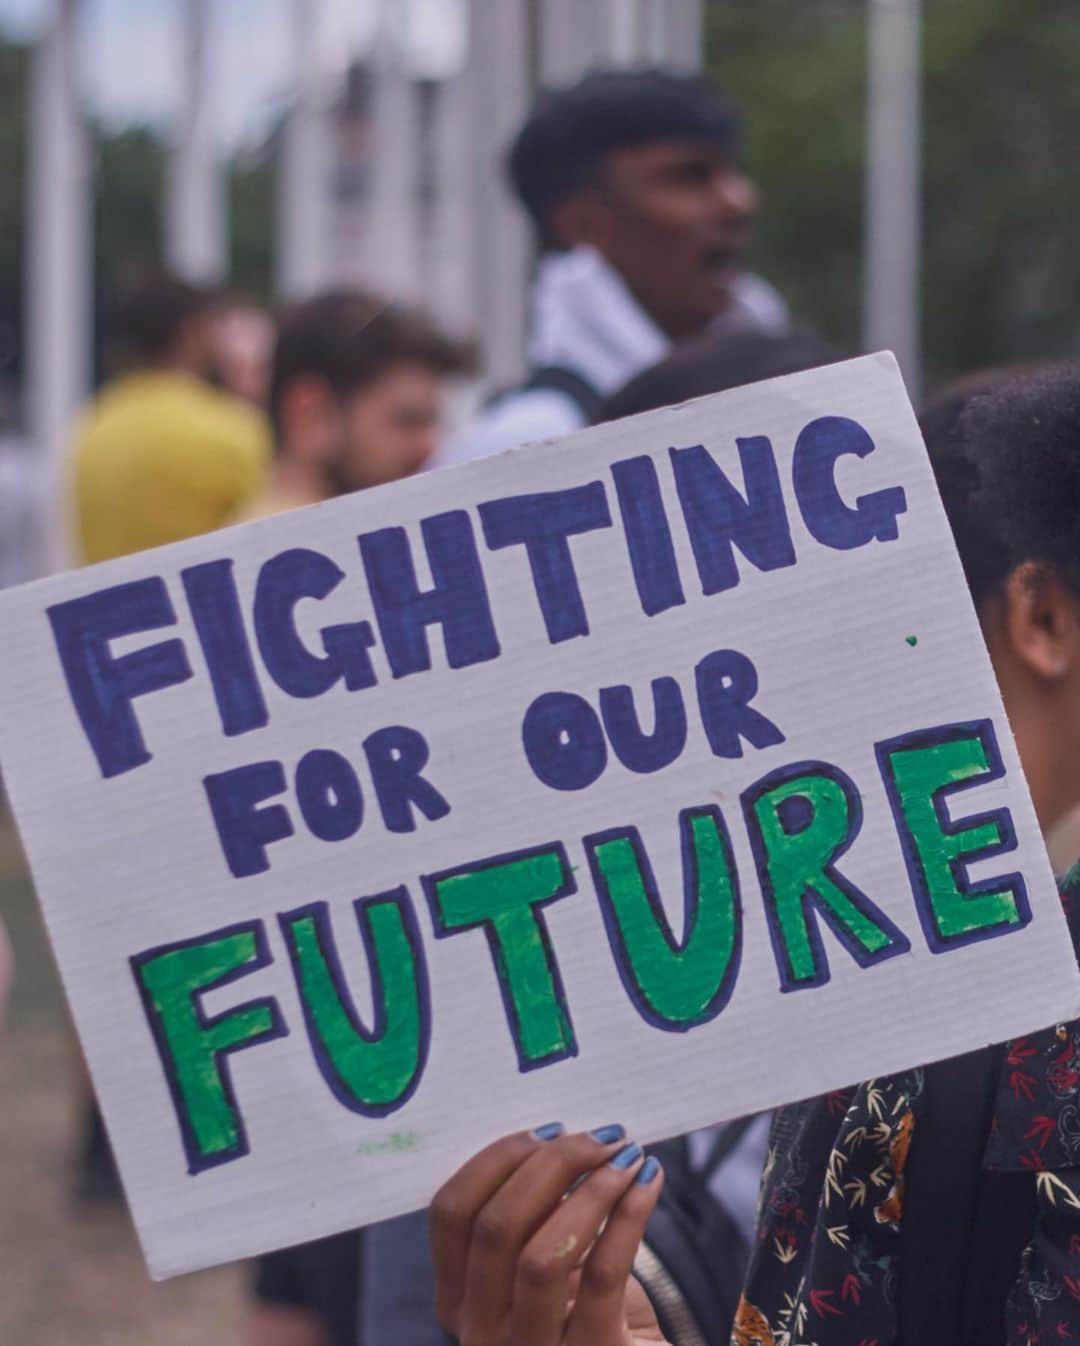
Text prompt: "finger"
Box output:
[[509, 1142, 648, 1346], [460, 1126, 631, 1342], [567, 1155, 665, 1346], [430, 1124, 562, 1333]]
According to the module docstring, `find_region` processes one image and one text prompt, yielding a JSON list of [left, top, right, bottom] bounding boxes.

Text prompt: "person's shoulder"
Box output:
[[163, 383, 271, 500], [73, 379, 137, 451], [433, 386, 587, 470], [1060, 857, 1080, 955], [231, 485, 316, 525], [78, 374, 265, 452], [984, 861, 1080, 1173], [730, 273, 790, 334], [186, 382, 271, 458]]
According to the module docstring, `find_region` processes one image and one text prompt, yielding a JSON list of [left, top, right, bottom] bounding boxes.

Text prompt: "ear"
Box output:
[[1001, 561, 1080, 683], [549, 190, 613, 251], [279, 376, 336, 458]]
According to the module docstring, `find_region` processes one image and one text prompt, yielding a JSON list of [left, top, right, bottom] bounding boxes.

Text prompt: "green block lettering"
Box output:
[[132, 922, 283, 1173], [877, 722, 1030, 949], [279, 894, 428, 1115], [425, 845, 577, 1069], [744, 765, 910, 989], [586, 809, 741, 1029]]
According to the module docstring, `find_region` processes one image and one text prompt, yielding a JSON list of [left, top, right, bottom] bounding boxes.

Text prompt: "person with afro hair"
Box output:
[[423, 362, 1080, 1346]]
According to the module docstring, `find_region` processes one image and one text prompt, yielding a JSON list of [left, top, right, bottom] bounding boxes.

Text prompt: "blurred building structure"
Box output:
[[865, 0, 921, 399], [27, 0, 89, 572], [23, 0, 707, 574], [23, 0, 921, 572], [272, 0, 706, 381]]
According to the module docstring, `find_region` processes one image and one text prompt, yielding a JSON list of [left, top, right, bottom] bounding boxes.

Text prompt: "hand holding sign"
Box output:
[[0, 353, 1075, 1277], [429, 1126, 665, 1346]]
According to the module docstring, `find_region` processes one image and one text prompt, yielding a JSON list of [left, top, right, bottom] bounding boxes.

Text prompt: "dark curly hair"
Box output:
[[921, 363, 1080, 608]]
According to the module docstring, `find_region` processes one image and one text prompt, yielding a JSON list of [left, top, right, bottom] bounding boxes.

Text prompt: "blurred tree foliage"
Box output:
[[91, 125, 164, 378], [4, 6, 1080, 408], [89, 131, 275, 377], [92, 131, 276, 311], [0, 35, 274, 403], [229, 148, 275, 300], [707, 0, 1080, 391]]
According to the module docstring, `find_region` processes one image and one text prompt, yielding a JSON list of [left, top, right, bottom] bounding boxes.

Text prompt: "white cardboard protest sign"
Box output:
[[1, 352, 1077, 1277]]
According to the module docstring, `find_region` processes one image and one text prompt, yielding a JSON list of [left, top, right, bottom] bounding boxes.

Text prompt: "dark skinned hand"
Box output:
[[429, 1123, 668, 1346]]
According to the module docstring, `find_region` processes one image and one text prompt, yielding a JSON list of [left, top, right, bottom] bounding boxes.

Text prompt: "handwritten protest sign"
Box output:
[[1, 353, 1077, 1277]]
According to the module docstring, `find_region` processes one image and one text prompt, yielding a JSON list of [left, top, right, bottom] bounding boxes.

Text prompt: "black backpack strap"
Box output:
[[637, 1179, 746, 1346], [631, 1123, 759, 1346], [485, 365, 604, 425], [699, 1115, 759, 1184], [960, 1166, 1037, 1344]]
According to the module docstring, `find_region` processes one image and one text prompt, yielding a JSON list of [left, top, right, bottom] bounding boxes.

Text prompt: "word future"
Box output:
[[133, 714, 1025, 1176]]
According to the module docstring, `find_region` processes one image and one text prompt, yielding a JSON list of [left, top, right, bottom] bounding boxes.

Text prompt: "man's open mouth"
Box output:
[[703, 245, 742, 280]]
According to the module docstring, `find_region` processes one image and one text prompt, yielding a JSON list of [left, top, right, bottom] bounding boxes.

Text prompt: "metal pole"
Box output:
[[665, 0, 704, 72], [165, 0, 226, 284], [27, 0, 91, 571], [429, 68, 474, 332], [365, 0, 421, 303], [467, 0, 531, 388], [641, 0, 667, 63], [605, 0, 640, 65], [275, 0, 334, 301], [864, 0, 922, 398], [539, 0, 597, 85]]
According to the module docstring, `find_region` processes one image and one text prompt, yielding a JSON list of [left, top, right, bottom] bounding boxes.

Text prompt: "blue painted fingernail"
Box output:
[[609, 1142, 643, 1171], [532, 1122, 565, 1141], [636, 1156, 661, 1185], [589, 1124, 626, 1145]]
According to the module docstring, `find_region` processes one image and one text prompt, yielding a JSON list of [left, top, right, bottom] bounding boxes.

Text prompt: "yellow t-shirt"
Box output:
[[72, 371, 271, 563], [231, 482, 325, 524]]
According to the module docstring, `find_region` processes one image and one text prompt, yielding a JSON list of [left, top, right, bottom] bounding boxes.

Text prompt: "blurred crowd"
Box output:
[[3, 61, 1080, 1346]]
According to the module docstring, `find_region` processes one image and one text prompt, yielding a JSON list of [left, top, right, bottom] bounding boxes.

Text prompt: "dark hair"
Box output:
[[268, 290, 473, 437], [508, 68, 742, 243], [110, 268, 216, 365], [921, 364, 1080, 608], [597, 328, 843, 424]]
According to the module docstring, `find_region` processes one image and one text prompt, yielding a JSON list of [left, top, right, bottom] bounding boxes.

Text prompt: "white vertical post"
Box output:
[[640, 0, 667, 62], [864, 0, 922, 397], [27, 0, 91, 570], [605, 0, 640, 65], [276, 0, 334, 301], [539, 0, 597, 85], [665, 0, 704, 71], [429, 69, 474, 332], [467, 0, 531, 388], [166, 0, 226, 284], [365, 0, 421, 303]]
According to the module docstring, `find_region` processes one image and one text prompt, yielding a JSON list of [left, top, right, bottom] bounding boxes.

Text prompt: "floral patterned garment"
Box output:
[[733, 863, 1080, 1346]]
